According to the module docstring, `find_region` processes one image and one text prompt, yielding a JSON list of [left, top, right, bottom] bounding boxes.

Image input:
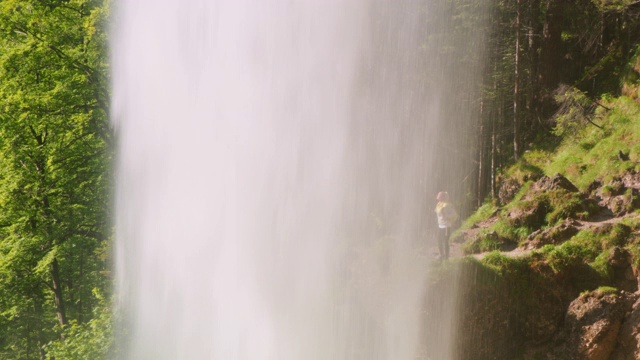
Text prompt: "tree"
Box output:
[[473, 0, 640, 205], [0, 0, 111, 358]]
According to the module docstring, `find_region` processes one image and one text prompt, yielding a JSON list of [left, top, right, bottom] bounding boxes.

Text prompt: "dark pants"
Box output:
[[437, 227, 450, 260]]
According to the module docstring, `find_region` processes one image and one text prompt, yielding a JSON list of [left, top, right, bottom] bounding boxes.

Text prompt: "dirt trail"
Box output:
[[451, 212, 640, 261]]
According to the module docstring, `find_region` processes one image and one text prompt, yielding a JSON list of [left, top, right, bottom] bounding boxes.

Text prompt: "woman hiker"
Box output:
[[435, 191, 458, 260]]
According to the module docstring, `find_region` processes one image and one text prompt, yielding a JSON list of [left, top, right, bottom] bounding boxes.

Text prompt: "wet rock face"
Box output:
[[558, 291, 635, 360]]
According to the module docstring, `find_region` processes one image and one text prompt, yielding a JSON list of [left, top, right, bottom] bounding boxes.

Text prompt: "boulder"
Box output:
[[586, 179, 604, 197], [557, 290, 635, 360], [533, 174, 579, 193], [521, 219, 580, 250], [507, 200, 549, 229], [599, 190, 640, 216], [611, 295, 640, 360], [498, 177, 522, 205], [621, 171, 640, 190]]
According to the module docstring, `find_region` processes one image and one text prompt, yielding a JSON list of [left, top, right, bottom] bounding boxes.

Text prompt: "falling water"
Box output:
[[111, 1, 487, 359]]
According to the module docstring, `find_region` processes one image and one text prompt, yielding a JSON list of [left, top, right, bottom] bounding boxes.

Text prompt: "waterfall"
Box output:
[[111, 1, 487, 359]]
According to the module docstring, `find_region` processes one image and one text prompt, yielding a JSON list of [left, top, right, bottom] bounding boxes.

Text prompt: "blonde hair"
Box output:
[[436, 191, 449, 202]]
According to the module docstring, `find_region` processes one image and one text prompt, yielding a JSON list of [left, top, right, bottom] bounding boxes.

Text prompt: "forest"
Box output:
[[0, 0, 638, 359]]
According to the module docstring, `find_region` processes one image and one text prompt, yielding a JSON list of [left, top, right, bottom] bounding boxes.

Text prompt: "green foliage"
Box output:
[[592, 0, 639, 12], [0, 0, 112, 358], [45, 292, 116, 360], [552, 85, 601, 137]]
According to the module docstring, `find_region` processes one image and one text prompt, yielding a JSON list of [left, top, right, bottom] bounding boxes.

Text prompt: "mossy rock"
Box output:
[[498, 176, 522, 205], [523, 219, 580, 250], [506, 198, 549, 229], [462, 231, 513, 254], [532, 173, 579, 193]]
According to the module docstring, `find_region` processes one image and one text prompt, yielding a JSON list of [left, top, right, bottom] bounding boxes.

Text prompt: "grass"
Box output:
[[459, 202, 498, 230], [547, 96, 640, 190], [545, 241, 594, 273], [450, 202, 498, 242], [463, 235, 501, 254], [590, 250, 613, 280], [481, 251, 530, 275], [458, 73, 640, 291]]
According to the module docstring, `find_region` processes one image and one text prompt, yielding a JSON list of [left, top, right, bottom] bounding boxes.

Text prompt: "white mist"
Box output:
[[111, 1, 487, 359]]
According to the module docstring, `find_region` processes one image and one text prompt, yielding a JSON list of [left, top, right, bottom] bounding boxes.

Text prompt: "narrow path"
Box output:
[[452, 212, 640, 261]]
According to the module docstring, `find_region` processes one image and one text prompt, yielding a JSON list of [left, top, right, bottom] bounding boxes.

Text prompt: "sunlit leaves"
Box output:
[[0, 0, 111, 358]]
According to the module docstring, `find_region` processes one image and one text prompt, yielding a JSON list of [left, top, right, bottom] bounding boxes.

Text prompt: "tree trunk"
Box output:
[[30, 127, 69, 330], [513, 0, 521, 161], [540, 0, 564, 107], [33, 297, 47, 360], [51, 258, 68, 328], [477, 99, 485, 207], [491, 107, 497, 200]]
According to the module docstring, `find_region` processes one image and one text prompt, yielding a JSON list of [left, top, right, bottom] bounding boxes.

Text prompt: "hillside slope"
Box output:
[[425, 48, 640, 359]]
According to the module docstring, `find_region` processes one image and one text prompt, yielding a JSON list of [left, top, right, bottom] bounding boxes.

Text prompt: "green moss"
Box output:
[[511, 181, 534, 203], [546, 241, 595, 273], [571, 229, 604, 254], [605, 223, 632, 247], [595, 286, 619, 295], [626, 238, 640, 267], [481, 251, 530, 276], [502, 188, 595, 230], [463, 232, 503, 254], [591, 286, 619, 296], [505, 160, 545, 184], [621, 215, 640, 230], [545, 190, 587, 224], [590, 251, 613, 280], [451, 202, 499, 244], [542, 96, 640, 189], [456, 202, 497, 232], [491, 221, 531, 242]]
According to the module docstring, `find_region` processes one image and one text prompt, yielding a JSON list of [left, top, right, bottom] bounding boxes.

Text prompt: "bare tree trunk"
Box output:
[[477, 99, 485, 207], [491, 107, 497, 200], [513, 0, 521, 161]]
